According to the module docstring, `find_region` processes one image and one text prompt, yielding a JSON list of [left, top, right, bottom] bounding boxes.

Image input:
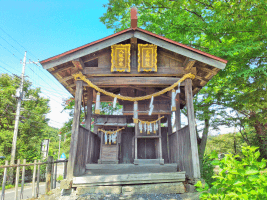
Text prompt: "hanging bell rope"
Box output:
[[73, 72, 195, 102]]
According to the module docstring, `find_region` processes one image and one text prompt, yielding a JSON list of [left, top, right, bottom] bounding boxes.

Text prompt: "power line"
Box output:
[[0, 35, 24, 57], [0, 43, 21, 60]]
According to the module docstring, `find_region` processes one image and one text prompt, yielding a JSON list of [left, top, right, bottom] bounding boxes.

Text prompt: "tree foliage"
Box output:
[[0, 73, 58, 164], [196, 146, 267, 199], [100, 0, 267, 157]]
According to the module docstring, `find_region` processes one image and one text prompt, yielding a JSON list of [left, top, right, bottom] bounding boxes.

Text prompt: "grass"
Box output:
[[0, 183, 21, 191]]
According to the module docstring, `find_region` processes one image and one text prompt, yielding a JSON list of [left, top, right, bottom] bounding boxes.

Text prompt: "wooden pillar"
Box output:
[[158, 114, 164, 164], [85, 87, 93, 164], [134, 125, 138, 161], [175, 93, 181, 164], [67, 80, 83, 179], [175, 94, 181, 130], [185, 79, 201, 179], [99, 131, 104, 163], [167, 114, 172, 163]]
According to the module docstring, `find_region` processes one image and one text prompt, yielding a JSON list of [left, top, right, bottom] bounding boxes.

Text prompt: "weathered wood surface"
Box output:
[[36, 159, 40, 197], [14, 159, 20, 200], [83, 67, 190, 77], [75, 126, 88, 176], [176, 126, 194, 178], [67, 80, 83, 178], [32, 160, 36, 198], [85, 163, 177, 175], [185, 79, 201, 179], [120, 128, 134, 164], [158, 115, 163, 160], [169, 131, 178, 164], [134, 31, 226, 69], [85, 87, 93, 164], [20, 159, 26, 199], [75, 126, 101, 175], [73, 172, 185, 186], [84, 77, 185, 86], [42, 32, 134, 69], [46, 156, 53, 193]]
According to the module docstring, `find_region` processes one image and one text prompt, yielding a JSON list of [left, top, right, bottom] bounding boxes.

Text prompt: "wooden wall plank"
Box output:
[[83, 67, 187, 77]]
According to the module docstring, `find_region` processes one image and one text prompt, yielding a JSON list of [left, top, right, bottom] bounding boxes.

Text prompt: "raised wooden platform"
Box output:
[[85, 163, 177, 175], [73, 171, 185, 187]]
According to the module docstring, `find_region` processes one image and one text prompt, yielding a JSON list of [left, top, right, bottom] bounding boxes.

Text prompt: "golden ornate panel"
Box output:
[[111, 44, 131, 72], [138, 44, 157, 72]]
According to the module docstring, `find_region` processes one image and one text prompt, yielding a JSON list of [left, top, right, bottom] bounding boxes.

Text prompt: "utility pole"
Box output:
[[9, 51, 38, 183], [10, 51, 27, 166]]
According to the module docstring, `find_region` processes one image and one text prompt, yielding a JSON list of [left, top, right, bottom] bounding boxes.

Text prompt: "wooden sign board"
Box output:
[[138, 44, 157, 72], [111, 44, 131, 72]]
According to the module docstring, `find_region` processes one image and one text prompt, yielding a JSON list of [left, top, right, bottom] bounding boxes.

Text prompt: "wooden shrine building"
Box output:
[[40, 8, 227, 191]]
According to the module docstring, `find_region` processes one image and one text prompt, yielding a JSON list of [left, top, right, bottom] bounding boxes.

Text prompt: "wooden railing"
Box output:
[[73, 126, 100, 176], [168, 125, 193, 177], [0, 157, 68, 200]]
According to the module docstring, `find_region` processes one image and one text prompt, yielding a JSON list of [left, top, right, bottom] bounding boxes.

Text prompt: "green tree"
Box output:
[[0, 73, 50, 163], [100, 0, 267, 158]]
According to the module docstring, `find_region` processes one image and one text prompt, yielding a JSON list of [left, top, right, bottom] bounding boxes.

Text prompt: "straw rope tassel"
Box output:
[[154, 123, 156, 134], [139, 121, 143, 133], [147, 123, 150, 134], [95, 92, 100, 114]]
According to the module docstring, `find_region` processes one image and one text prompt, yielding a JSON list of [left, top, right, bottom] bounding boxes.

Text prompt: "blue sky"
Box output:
[[0, 0, 115, 128]]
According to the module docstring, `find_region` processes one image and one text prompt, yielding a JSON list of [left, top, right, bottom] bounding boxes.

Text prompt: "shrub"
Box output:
[[201, 154, 216, 186], [57, 175, 63, 182], [196, 146, 267, 200]]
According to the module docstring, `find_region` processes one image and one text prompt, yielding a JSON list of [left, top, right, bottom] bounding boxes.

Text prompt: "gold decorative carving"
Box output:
[[138, 44, 157, 72], [111, 44, 131, 72]]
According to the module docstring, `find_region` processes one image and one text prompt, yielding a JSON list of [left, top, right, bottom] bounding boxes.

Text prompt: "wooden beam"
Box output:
[[183, 58, 196, 71], [185, 79, 200, 179], [42, 32, 134, 69], [67, 80, 83, 179], [72, 58, 85, 70], [62, 76, 73, 82], [134, 31, 226, 69], [51, 66, 73, 74], [82, 77, 185, 86], [83, 67, 187, 77]]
